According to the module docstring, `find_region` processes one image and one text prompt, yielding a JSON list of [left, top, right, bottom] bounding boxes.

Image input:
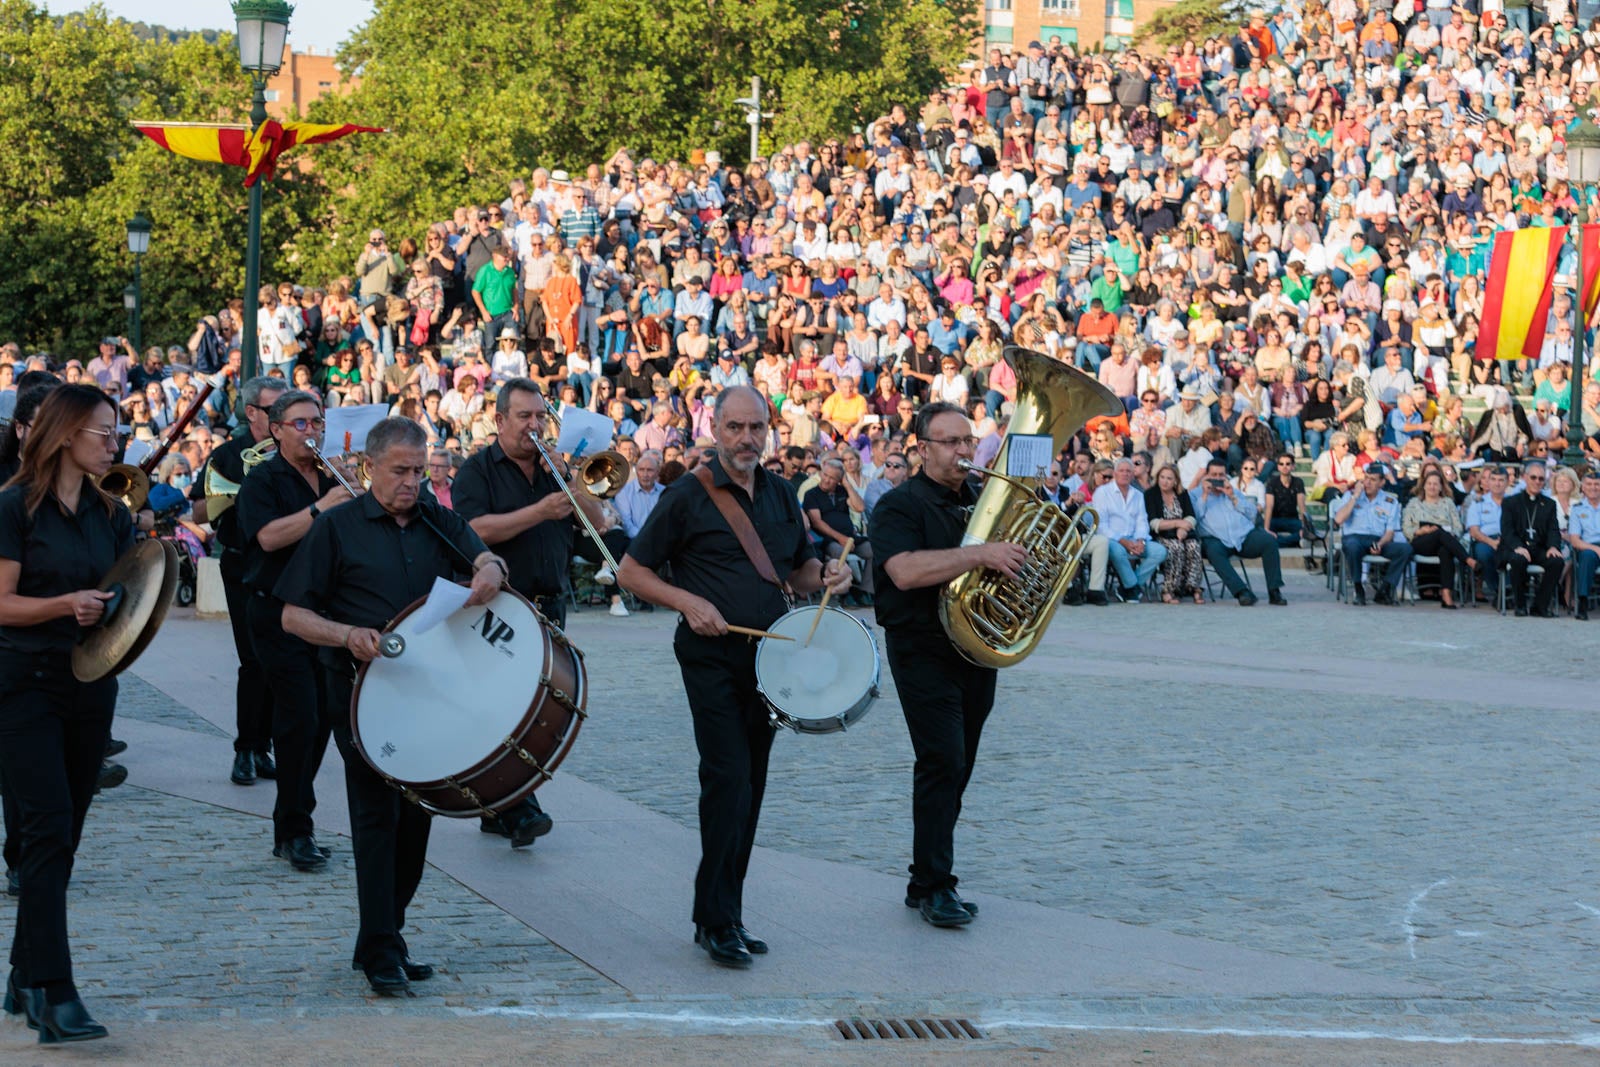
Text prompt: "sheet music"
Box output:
[[554, 406, 615, 459], [1004, 434, 1054, 480], [322, 404, 390, 454], [410, 575, 472, 636]]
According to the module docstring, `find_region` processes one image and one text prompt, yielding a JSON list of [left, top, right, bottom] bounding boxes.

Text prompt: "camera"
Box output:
[[1207, 478, 1226, 489]]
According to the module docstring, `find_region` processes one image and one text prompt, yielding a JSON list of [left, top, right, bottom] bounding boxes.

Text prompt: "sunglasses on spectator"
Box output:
[[885, 462, 906, 469]]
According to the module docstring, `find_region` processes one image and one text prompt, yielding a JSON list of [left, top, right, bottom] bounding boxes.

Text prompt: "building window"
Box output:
[[1039, 23, 1079, 43], [1040, 0, 1080, 14], [986, 0, 1012, 10], [986, 23, 1015, 42]]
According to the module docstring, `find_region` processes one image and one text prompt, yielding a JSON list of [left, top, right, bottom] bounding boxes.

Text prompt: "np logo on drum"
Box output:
[[471, 609, 517, 658]]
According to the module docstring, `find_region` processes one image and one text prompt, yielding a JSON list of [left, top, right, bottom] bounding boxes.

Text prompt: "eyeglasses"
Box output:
[[78, 426, 115, 440], [885, 462, 907, 469], [280, 417, 326, 432], [924, 436, 979, 449]]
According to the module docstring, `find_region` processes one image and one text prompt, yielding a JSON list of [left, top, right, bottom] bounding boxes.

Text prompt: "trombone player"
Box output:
[[450, 378, 602, 848], [190, 375, 285, 788], [870, 401, 1027, 929], [235, 391, 353, 872]]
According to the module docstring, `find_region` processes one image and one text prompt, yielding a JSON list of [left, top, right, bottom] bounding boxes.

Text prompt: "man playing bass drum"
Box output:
[[450, 377, 603, 848], [870, 401, 1027, 928]]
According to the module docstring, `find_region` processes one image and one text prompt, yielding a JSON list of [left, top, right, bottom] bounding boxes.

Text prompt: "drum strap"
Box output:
[[693, 465, 783, 590]]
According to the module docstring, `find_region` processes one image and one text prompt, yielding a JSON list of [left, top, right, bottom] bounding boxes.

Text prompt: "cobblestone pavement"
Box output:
[[564, 574, 1600, 1032]]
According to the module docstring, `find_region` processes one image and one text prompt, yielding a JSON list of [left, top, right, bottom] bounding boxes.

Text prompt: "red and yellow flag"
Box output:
[[1480, 226, 1566, 361], [1579, 224, 1600, 328], [133, 120, 383, 187]]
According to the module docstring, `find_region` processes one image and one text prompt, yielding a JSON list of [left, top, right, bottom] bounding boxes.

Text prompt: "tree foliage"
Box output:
[[1133, 0, 1246, 49], [298, 0, 976, 281], [0, 1, 326, 355]]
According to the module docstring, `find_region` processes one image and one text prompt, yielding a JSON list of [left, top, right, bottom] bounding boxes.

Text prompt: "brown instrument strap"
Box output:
[[692, 464, 782, 589]]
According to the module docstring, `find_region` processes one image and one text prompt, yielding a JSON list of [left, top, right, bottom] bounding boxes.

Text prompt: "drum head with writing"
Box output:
[[355, 590, 542, 784]]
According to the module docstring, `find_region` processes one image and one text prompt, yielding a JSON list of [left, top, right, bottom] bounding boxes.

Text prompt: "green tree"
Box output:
[[1133, 0, 1245, 49]]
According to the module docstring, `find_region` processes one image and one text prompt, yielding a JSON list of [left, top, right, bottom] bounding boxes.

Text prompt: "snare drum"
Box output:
[[351, 588, 586, 817], [755, 605, 880, 734]]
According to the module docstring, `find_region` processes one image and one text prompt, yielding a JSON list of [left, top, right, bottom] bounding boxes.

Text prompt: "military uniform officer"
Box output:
[[1332, 463, 1413, 605]]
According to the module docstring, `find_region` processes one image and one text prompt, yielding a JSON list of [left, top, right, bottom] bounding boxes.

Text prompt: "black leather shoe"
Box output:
[[252, 751, 277, 780], [905, 892, 979, 916], [1536, 607, 1559, 619], [1515, 603, 1529, 617], [365, 965, 410, 996], [508, 809, 554, 848], [1578, 605, 1590, 621], [4, 970, 31, 1025], [694, 925, 752, 968], [1269, 590, 1288, 606], [31, 994, 107, 1044], [1085, 590, 1108, 606], [400, 958, 435, 981], [1372, 586, 1394, 606], [306, 836, 333, 859], [1235, 589, 1258, 606], [1351, 582, 1366, 605], [5, 868, 18, 897], [95, 762, 126, 793], [231, 751, 256, 786], [733, 925, 768, 954], [920, 887, 975, 928], [278, 836, 328, 871], [104, 738, 127, 757]]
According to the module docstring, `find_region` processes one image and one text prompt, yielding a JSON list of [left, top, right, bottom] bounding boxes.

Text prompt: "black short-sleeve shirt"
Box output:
[[191, 431, 260, 553], [870, 471, 976, 638], [626, 455, 815, 630], [801, 483, 853, 539], [274, 493, 489, 669], [1264, 474, 1306, 519], [450, 442, 570, 598], [236, 452, 339, 595], [0, 480, 134, 654]]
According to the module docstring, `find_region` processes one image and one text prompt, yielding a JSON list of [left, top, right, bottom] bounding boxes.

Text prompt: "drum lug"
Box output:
[[445, 777, 498, 821], [502, 735, 555, 783], [381, 775, 426, 810], [550, 686, 588, 720], [836, 714, 849, 731]]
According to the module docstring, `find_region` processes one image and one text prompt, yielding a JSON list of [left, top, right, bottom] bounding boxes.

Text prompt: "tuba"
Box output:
[[938, 345, 1122, 669], [203, 440, 275, 522]]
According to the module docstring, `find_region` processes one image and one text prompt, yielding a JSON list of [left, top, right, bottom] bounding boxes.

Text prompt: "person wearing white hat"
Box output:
[[490, 326, 528, 383]]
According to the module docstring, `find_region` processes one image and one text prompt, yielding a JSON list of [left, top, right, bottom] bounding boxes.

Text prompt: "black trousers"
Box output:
[[1410, 528, 1471, 595], [1501, 547, 1562, 612], [674, 627, 774, 929], [2, 772, 17, 873], [484, 595, 563, 832], [247, 593, 332, 845], [0, 653, 115, 987], [885, 632, 997, 897], [221, 551, 273, 754], [327, 668, 431, 972]]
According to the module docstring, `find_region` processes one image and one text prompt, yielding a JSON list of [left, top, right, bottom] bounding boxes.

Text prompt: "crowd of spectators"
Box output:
[[13, 1, 1600, 614]]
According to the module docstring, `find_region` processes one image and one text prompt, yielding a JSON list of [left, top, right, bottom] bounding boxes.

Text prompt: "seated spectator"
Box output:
[[1264, 453, 1307, 547], [1091, 458, 1168, 600], [1145, 463, 1204, 604], [803, 458, 873, 605], [1191, 456, 1287, 607], [1333, 463, 1413, 605], [1499, 461, 1564, 617], [1401, 467, 1474, 609], [1567, 470, 1600, 620]]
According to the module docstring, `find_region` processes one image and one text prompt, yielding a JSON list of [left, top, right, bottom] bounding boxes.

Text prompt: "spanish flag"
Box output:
[[133, 120, 383, 187], [1580, 224, 1600, 327], [1479, 226, 1565, 362]]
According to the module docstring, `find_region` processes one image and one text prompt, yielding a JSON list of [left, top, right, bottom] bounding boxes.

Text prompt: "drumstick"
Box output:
[[805, 537, 854, 647], [727, 624, 793, 641]]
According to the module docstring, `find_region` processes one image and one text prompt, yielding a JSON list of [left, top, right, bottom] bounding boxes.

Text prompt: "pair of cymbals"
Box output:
[[72, 539, 179, 682]]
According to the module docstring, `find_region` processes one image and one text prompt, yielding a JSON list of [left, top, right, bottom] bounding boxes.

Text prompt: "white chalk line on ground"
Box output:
[[1401, 877, 1453, 959], [468, 1006, 1600, 1048], [1575, 902, 1600, 920]]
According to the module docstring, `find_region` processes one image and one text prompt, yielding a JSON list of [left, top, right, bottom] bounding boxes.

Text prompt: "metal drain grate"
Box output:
[[834, 1017, 986, 1040]]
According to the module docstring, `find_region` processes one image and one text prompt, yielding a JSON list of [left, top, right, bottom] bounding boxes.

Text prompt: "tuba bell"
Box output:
[[203, 440, 276, 522], [98, 464, 152, 511], [938, 345, 1123, 669]]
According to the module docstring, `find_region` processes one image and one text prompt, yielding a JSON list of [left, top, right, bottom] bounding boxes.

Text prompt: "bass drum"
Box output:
[[350, 588, 585, 817], [755, 605, 880, 734]]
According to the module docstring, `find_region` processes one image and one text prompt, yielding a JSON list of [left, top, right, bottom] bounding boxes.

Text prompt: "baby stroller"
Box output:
[[147, 484, 201, 608]]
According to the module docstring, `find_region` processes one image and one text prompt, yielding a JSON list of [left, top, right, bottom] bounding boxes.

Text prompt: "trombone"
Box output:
[[304, 437, 366, 497], [528, 402, 630, 572]]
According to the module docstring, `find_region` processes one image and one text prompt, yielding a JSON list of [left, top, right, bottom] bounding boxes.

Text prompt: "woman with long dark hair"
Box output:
[[0, 384, 131, 1043]]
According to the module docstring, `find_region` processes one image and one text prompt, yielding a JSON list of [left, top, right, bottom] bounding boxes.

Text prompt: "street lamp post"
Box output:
[[125, 210, 151, 354], [231, 0, 294, 384], [1564, 117, 1600, 468]]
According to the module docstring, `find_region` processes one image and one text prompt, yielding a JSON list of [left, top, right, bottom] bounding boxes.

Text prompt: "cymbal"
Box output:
[[72, 539, 177, 682]]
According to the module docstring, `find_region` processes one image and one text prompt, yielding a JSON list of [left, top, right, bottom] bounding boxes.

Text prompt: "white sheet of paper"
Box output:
[[1005, 434, 1054, 480], [554, 406, 615, 460], [410, 575, 472, 636], [322, 404, 390, 454]]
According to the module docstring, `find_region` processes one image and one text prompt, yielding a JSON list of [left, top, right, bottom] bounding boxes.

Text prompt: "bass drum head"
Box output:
[[755, 605, 879, 733], [354, 590, 544, 784]]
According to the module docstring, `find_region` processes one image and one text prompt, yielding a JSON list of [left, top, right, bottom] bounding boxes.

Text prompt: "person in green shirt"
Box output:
[[1104, 224, 1143, 279], [1282, 259, 1314, 306], [471, 244, 521, 350], [1090, 264, 1126, 313]]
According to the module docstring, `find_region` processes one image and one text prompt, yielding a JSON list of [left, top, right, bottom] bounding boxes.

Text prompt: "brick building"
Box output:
[[264, 45, 356, 118], [982, 0, 1175, 52]]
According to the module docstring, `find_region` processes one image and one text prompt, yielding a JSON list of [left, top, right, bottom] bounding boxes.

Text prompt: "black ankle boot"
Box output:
[[30, 992, 107, 1044]]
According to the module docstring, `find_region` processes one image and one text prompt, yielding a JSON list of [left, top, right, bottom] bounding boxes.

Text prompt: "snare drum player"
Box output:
[[870, 401, 1027, 928], [451, 377, 598, 849], [0, 385, 132, 1042], [278, 417, 505, 996], [236, 391, 352, 873], [618, 386, 851, 969]]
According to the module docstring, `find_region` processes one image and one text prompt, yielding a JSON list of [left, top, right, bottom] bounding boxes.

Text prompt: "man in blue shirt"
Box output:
[[926, 307, 968, 356], [1090, 458, 1167, 599], [1465, 465, 1508, 581], [742, 258, 779, 327], [1333, 463, 1413, 605], [1191, 458, 1287, 606], [1566, 470, 1600, 620], [1385, 392, 1427, 447], [708, 350, 751, 391], [673, 276, 713, 340]]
